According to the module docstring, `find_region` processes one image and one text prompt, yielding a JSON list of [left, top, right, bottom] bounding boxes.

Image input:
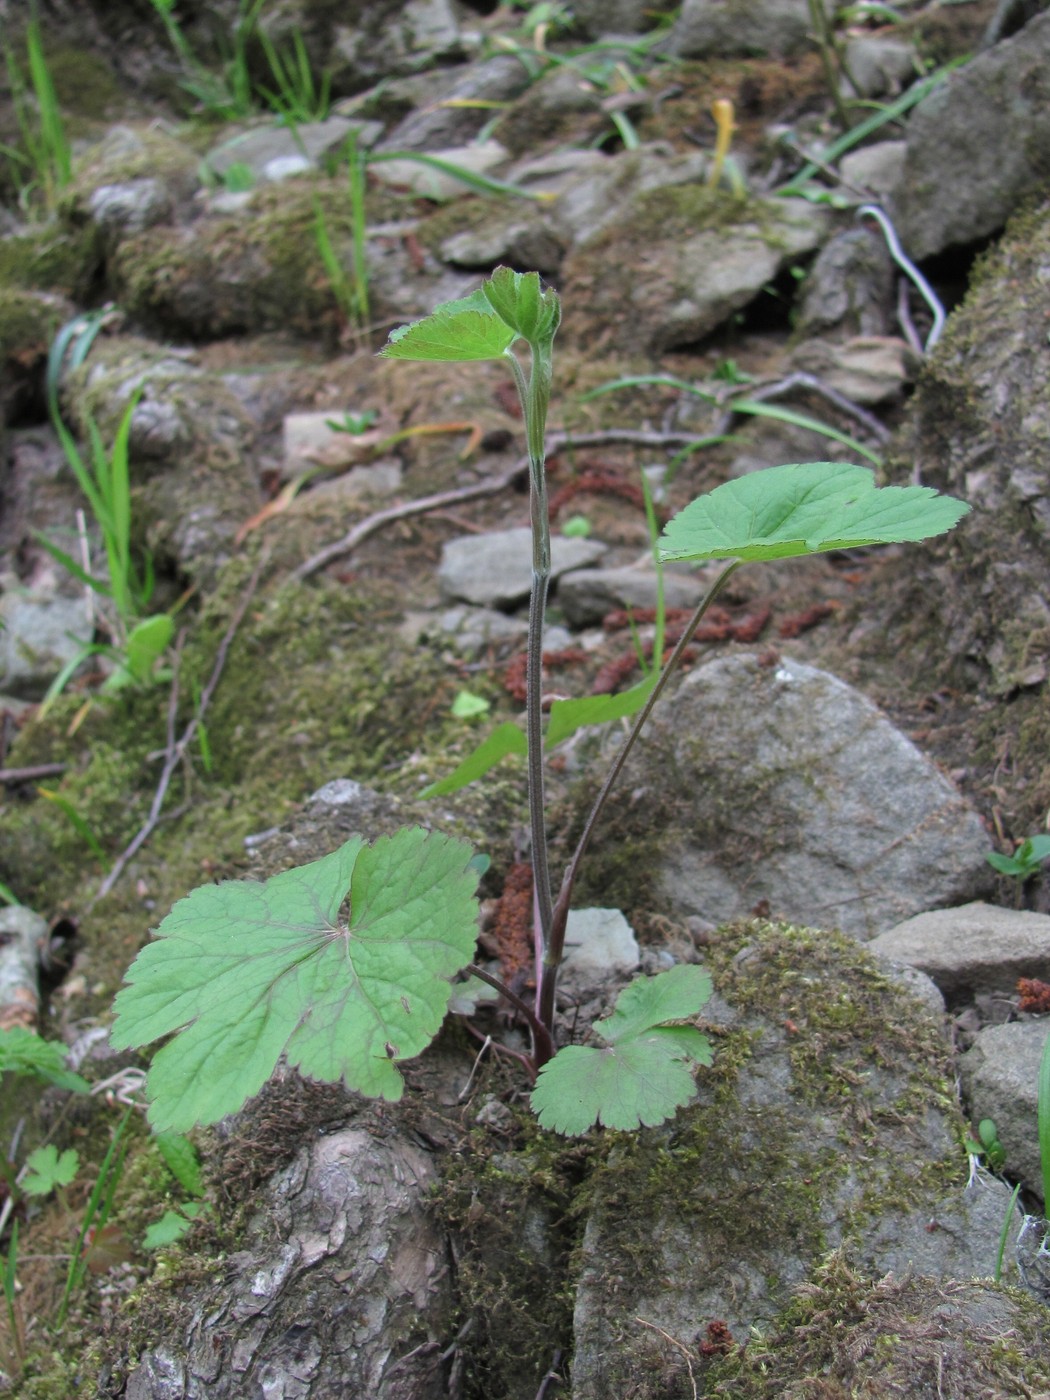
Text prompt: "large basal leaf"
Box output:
[[658, 461, 970, 563], [531, 965, 714, 1135], [111, 828, 480, 1132], [380, 289, 517, 362]]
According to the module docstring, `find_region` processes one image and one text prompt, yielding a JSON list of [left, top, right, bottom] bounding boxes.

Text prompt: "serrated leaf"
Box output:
[[0, 1027, 91, 1094], [482, 266, 560, 344], [111, 828, 481, 1132], [143, 1208, 194, 1250], [23, 1145, 79, 1196], [379, 290, 517, 362], [658, 462, 969, 564], [153, 1132, 203, 1197], [531, 965, 714, 1136]]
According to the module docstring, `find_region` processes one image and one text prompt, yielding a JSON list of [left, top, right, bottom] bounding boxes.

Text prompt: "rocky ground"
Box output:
[[2, 1, 1050, 1395]]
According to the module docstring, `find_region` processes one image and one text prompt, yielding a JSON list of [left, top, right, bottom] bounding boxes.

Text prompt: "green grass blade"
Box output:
[[728, 399, 882, 465], [994, 1181, 1022, 1283], [369, 149, 546, 200], [580, 373, 718, 406], [37, 788, 110, 868], [56, 1106, 132, 1325]]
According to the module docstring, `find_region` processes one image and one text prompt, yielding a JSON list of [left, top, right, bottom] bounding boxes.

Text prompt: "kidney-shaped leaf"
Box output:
[[658, 461, 970, 563], [531, 965, 714, 1135], [111, 828, 480, 1132]]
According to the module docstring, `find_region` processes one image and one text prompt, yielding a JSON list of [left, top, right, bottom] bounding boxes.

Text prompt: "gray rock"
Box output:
[[660, 0, 814, 57], [788, 335, 912, 404], [839, 139, 907, 201], [551, 148, 709, 246], [437, 527, 607, 608], [330, 0, 466, 88], [370, 140, 510, 200], [87, 180, 172, 243], [570, 0, 656, 36], [841, 36, 916, 98], [0, 577, 92, 699], [563, 194, 827, 353], [571, 919, 1022, 1399], [204, 118, 380, 186], [561, 907, 640, 987], [959, 1019, 1049, 1200], [376, 56, 530, 151], [612, 652, 992, 938], [894, 193, 1050, 695], [557, 563, 703, 627], [870, 901, 1050, 1000], [795, 227, 894, 338], [893, 12, 1050, 258], [440, 211, 566, 276]]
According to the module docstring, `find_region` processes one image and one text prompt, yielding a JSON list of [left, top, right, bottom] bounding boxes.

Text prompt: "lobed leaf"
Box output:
[[531, 965, 714, 1135], [23, 1144, 79, 1196], [658, 462, 970, 564], [380, 290, 516, 362], [111, 828, 481, 1132]]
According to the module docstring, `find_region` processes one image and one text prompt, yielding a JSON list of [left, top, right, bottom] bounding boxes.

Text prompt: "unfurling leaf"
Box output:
[[110, 828, 481, 1132], [531, 965, 714, 1135], [658, 462, 969, 564]]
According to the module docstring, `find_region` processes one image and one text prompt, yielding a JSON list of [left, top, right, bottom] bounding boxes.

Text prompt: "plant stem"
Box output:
[[465, 963, 554, 1066], [535, 559, 743, 1042], [504, 348, 555, 958]]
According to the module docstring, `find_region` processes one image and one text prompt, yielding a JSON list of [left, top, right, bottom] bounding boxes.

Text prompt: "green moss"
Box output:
[[0, 222, 99, 296]]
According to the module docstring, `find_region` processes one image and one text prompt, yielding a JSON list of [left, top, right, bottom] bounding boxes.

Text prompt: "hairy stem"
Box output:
[[505, 348, 555, 963], [535, 560, 743, 1043]]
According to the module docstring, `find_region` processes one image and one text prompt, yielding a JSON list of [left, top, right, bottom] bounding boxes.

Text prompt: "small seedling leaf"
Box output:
[[110, 828, 481, 1131], [380, 290, 517, 362], [123, 614, 175, 682], [451, 689, 490, 719], [658, 462, 970, 563], [143, 1208, 195, 1250], [23, 1144, 79, 1196], [531, 965, 714, 1135], [481, 266, 560, 343]]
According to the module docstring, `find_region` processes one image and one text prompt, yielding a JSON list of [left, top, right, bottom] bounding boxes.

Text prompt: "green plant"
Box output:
[[143, 1132, 208, 1248], [0, 1027, 91, 1094], [325, 408, 379, 436], [0, 881, 19, 906], [110, 270, 968, 1141], [986, 835, 1050, 882], [149, 0, 262, 120], [966, 1117, 1006, 1172], [257, 26, 331, 124], [38, 329, 174, 703], [0, 17, 71, 211]]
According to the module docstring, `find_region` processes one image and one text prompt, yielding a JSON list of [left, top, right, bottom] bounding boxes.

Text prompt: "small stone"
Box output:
[[437, 528, 606, 609], [869, 901, 1050, 1000], [562, 908, 640, 984]]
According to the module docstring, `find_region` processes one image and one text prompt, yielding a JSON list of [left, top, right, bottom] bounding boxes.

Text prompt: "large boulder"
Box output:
[[599, 651, 992, 938], [893, 11, 1050, 258]]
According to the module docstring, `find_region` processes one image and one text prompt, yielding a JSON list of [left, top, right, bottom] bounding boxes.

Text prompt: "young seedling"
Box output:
[[110, 270, 969, 1141]]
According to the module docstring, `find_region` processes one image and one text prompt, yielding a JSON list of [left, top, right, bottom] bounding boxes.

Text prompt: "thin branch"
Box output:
[[91, 556, 266, 904], [634, 1319, 698, 1400], [292, 429, 720, 581], [0, 764, 67, 784]]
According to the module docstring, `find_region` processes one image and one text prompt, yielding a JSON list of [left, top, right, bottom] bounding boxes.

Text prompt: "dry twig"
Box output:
[[91, 556, 266, 904]]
